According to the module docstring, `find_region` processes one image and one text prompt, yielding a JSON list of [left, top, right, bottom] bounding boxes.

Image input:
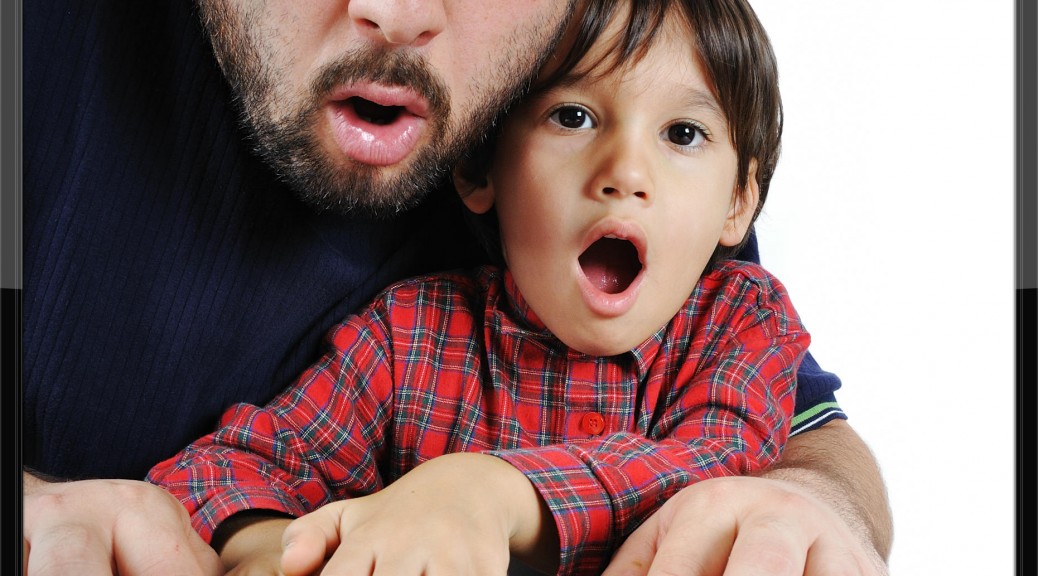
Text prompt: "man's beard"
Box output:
[[246, 50, 461, 216], [197, 1, 548, 217]]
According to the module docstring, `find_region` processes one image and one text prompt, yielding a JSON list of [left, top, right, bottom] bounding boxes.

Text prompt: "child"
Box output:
[[147, 1, 807, 574]]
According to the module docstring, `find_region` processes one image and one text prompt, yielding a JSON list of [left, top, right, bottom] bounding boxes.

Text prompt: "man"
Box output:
[[22, 0, 891, 574]]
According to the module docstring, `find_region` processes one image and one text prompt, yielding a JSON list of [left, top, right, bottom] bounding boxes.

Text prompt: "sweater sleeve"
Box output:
[[145, 301, 398, 543], [737, 230, 845, 430], [491, 264, 810, 575]]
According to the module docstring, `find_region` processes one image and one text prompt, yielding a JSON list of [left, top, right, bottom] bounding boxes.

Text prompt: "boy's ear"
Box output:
[[452, 166, 496, 215], [719, 160, 761, 247]]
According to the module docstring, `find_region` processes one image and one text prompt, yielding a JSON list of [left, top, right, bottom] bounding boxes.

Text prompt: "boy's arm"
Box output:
[[276, 453, 559, 576], [146, 308, 399, 545]]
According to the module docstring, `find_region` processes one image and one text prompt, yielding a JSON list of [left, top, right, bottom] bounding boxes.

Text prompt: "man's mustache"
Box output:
[[308, 47, 451, 120]]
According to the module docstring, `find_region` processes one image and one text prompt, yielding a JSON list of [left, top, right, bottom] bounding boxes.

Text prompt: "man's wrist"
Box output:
[[758, 467, 888, 572], [23, 467, 66, 493]]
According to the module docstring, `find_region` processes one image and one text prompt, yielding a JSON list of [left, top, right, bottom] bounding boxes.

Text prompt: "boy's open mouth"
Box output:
[[578, 236, 643, 294]]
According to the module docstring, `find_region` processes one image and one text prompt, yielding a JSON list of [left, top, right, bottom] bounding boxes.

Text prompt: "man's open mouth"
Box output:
[[349, 97, 406, 126], [324, 84, 429, 167], [578, 236, 643, 295]]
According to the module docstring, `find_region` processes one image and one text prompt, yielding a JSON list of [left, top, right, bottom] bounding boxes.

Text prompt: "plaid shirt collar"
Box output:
[[493, 267, 668, 379]]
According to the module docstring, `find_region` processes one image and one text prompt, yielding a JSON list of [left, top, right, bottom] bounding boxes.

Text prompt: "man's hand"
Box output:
[[601, 474, 887, 576], [601, 419, 891, 576], [23, 472, 222, 576]]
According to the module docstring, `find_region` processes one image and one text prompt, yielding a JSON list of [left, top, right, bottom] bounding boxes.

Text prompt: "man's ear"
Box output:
[[452, 166, 496, 215], [719, 159, 761, 247]]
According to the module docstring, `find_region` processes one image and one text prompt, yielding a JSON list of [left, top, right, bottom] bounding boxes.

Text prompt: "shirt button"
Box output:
[[580, 412, 606, 435]]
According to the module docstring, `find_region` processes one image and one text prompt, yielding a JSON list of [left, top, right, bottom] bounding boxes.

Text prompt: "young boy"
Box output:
[[147, 1, 807, 574]]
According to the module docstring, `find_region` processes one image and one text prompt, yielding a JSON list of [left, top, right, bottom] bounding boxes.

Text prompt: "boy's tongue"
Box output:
[[579, 237, 641, 294]]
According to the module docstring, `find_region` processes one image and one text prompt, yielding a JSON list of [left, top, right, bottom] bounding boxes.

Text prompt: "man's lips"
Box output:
[[324, 83, 431, 167]]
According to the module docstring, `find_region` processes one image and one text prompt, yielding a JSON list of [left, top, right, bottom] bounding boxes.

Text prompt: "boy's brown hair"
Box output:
[[459, 0, 783, 264]]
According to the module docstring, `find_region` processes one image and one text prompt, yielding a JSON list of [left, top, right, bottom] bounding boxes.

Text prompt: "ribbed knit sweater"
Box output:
[[22, 0, 842, 481]]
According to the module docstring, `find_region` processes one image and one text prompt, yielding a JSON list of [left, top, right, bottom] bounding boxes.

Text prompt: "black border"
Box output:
[[2, 0, 22, 573], [3, 1, 1036, 575], [1017, 0, 1037, 574]]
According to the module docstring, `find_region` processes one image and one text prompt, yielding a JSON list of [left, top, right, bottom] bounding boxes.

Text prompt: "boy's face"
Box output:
[[197, 0, 571, 214], [469, 13, 757, 356]]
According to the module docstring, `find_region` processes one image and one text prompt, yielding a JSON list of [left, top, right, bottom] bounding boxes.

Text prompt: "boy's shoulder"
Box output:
[[703, 259, 784, 289], [675, 259, 805, 342], [692, 259, 796, 312]]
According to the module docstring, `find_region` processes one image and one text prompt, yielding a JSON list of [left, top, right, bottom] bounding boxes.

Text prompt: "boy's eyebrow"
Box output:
[[549, 71, 587, 90], [680, 87, 726, 120]]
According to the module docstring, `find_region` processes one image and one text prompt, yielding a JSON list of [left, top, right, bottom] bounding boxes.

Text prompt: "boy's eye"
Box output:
[[667, 123, 705, 147], [549, 106, 593, 129]]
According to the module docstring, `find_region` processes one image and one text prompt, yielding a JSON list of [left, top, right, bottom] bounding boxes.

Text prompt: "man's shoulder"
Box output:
[[700, 259, 787, 298], [373, 264, 501, 309]]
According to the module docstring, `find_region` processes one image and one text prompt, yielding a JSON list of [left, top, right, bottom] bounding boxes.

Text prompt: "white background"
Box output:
[[750, 2, 1017, 574]]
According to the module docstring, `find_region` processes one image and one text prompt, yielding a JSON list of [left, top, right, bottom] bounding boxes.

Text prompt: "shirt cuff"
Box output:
[[490, 446, 615, 576]]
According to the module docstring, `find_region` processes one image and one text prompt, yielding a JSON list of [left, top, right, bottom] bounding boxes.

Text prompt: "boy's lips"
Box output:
[[576, 219, 647, 317], [324, 83, 431, 167]]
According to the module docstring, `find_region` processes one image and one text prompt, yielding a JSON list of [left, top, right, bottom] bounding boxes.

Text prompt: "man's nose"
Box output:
[[349, 0, 446, 46], [587, 135, 655, 205]]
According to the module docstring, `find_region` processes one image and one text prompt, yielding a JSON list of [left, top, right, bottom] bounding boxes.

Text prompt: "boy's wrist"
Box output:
[[446, 453, 560, 571]]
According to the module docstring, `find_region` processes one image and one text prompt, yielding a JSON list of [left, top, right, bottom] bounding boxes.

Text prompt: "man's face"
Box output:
[[197, 0, 573, 214]]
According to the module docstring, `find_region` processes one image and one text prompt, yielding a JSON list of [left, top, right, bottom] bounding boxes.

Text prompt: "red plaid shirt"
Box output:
[[148, 261, 809, 574]]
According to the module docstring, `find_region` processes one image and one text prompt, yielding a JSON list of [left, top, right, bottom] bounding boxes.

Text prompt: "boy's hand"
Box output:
[[279, 453, 556, 576]]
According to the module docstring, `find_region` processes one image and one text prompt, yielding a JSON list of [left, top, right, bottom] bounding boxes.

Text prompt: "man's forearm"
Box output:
[[761, 418, 893, 561]]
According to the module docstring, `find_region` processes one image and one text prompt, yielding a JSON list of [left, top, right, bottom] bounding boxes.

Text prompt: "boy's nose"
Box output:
[[588, 136, 654, 205], [349, 0, 446, 47]]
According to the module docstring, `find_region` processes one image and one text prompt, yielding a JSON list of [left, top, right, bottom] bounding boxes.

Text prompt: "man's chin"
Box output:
[[281, 153, 448, 217]]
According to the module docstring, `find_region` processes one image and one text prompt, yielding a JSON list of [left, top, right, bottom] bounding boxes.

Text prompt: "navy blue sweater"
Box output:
[[23, 0, 840, 481]]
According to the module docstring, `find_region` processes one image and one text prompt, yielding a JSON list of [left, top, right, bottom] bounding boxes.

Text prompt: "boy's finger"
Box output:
[[280, 507, 345, 576]]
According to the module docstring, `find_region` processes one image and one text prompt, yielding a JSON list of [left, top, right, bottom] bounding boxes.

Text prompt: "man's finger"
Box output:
[[721, 516, 808, 576], [802, 534, 888, 576], [111, 497, 221, 576], [641, 509, 733, 576], [24, 522, 115, 576], [600, 508, 661, 576], [603, 494, 737, 576]]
